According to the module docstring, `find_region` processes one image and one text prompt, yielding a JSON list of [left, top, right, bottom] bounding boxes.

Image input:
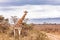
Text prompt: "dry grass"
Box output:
[[0, 33, 14, 40], [33, 24, 60, 34], [20, 29, 49, 40], [0, 24, 49, 40]]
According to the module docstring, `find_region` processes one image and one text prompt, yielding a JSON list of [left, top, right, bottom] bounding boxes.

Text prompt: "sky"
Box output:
[[0, 0, 60, 18]]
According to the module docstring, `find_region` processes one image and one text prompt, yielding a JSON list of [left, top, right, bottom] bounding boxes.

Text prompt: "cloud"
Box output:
[[0, 0, 14, 2], [0, 0, 25, 3], [0, 5, 60, 18], [0, 0, 60, 6], [0, 8, 15, 11]]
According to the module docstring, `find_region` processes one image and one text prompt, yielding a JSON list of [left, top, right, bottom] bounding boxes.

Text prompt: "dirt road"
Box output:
[[46, 33, 60, 40]]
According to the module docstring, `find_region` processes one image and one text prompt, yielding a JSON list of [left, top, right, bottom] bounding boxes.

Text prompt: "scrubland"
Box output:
[[33, 24, 60, 35], [0, 23, 49, 40], [0, 15, 49, 40]]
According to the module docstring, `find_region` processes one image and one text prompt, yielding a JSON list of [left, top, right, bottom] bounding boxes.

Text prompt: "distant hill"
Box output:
[[27, 17, 60, 24]]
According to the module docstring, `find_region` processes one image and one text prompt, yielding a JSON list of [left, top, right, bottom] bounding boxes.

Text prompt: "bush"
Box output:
[[0, 15, 10, 33]]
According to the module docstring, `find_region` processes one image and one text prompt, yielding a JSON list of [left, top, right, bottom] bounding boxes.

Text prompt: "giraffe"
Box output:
[[13, 11, 28, 40]]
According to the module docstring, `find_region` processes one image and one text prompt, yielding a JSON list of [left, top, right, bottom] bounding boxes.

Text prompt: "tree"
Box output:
[[23, 18, 29, 23], [0, 15, 4, 22], [10, 16, 18, 24]]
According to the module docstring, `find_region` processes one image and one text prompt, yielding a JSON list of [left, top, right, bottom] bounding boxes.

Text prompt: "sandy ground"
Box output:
[[46, 33, 60, 40]]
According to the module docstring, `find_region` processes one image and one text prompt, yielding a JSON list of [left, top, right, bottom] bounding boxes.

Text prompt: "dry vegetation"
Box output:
[[33, 24, 60, 34], [0, 15, 49, 40]]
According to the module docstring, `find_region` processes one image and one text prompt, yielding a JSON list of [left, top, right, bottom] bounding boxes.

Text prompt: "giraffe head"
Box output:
[[24, 11, 28, 14]]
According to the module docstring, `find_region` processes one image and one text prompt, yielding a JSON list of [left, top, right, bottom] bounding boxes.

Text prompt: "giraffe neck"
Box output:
[[15, 13, 27, 27]]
